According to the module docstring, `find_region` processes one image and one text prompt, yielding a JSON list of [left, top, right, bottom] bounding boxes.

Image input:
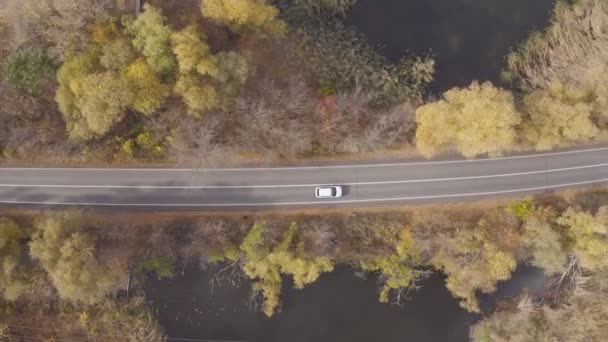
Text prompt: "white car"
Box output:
[[315, 186, 343, 198]]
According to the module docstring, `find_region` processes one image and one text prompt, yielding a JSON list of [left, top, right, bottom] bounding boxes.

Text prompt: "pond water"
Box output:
[[145, 2, 553, 339], [345, 0, 555, 92], [145, 266, 545, 342]]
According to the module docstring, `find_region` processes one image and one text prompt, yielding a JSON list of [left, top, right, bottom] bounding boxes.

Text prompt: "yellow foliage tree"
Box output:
[[171, 25, 249, 115], [89, 17, 120, 44], [124, 58, 168, 114], [174, 74, 220, 116], [430, 220, 517, 312], [100, 38, 137, 71], [0, 218, 27, 301], [201, 0, 287, 36], [523, 82, 600, 150], [56, 20, 169, 141], [171, 25, 219, 76], [71, 72, 133, 140], [415, 81, 521, 158], [29, 212, 122, 304], [56, 46, 135, 141], [360, 225, 419, 303], [558, 206, 608, 270], [522, 207, 569, 275], [586, 71, 608, 130], [240, 222, 333, 316]]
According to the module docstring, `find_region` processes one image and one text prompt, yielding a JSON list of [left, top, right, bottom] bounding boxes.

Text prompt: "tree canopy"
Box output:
[[0, 218, 27, 301], [239, 222, 334, 316], [29, 212, 122, 304], [201, 0, 287, 36], [558, 206, 608, 271], [126, 4, 176, 75], [55, 7, 172, 141], [430, 219, 517, 312], [359, 222, 420, 303], [415, 82, 521, 158], [171, 25, 250, 116], [522, 207, 569, 275], [523, 82, 600, 150]]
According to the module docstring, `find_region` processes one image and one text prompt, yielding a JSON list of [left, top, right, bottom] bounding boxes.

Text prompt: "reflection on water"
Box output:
[[146, 266, 544, 342], [345, 0, 554, 92]]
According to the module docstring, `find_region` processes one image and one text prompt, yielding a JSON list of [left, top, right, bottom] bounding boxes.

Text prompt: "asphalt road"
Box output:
[[1, 145, 607, 208]]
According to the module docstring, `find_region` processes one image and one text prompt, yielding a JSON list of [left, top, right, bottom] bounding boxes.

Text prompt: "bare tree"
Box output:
[[319, 89, 416, 153], [1, 0, 114, 59], [169, 115, 228, 167], [233, 78, 316, 158]]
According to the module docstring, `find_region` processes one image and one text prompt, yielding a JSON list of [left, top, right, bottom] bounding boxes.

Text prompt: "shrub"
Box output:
[[290, 22, 434, 106], [2, 48, 55, 94], [139, 256, 175, 279], [294, 0, 357, 17]]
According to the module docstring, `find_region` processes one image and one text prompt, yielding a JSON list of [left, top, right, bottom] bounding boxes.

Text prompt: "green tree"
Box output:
[[523, 82, 600, 150], [0, 218, 27, 301], [201, 0, 287, 36], [126, 4, 176, 75], [29, 212, 122, 304], [2, 48, 55, 94], [430, 220, 517, 312], [415, 82, 521, 158]]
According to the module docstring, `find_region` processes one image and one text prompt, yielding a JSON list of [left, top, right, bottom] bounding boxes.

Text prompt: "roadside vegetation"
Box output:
[[471, 195, 608, 341], [0, 0, 432, 165], [0, 0, 606, 338], [415, 0, 608, 157], [0, 188, 606, 340], [2, 0, 604, 166], [0, 212, 165, 341]]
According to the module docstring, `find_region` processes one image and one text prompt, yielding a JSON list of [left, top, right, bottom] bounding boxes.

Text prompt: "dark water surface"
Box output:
[[146, 266, 544, 342], [146, 2, 553, 340], [345, 0, 554, 92]]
